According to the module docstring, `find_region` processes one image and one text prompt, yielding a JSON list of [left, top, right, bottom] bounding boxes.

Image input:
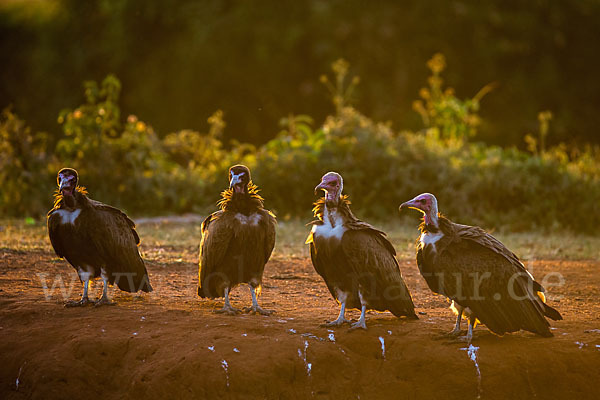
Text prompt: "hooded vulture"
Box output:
[[400, 193, 562, 342], [47, 168, 153, 306], [306, 172, 417, 330], [198, 165, 277, 315]]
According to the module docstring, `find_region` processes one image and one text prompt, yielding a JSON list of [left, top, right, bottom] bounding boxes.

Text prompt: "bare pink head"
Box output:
[[399, 193, 439, 226], [315, 172, 343, 203]]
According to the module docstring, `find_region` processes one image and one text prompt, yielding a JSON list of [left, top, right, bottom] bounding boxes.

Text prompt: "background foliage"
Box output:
[[1, 0, 600, 148], [1, 56, 599, 234]]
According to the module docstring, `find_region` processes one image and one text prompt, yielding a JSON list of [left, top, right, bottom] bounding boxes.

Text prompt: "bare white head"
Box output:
[[228, 165, 251, 194], [315, 172, 343, 203], [399, 193, 439, 227]]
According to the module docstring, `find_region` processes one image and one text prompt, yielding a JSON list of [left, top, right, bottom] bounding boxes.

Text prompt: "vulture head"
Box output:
[[315, 172, 343, 203], [228, 165, 251, 194], [57, 167, 79, 196], [400, 193, 439, 226], [57, 168, 79, 208]]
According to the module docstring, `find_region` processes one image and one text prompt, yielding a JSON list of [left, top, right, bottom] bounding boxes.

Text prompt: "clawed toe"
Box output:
[[94, 297, 116, 307], [457, 335, 472, 343], [349, 321, 367, 331], [64, 297, 91, 308], [243, 306, 274, 315], [444, 329, 464, 337], [214, 306, 241, 315], [321, 318, 350, 328], [443, 335, 473, 345]]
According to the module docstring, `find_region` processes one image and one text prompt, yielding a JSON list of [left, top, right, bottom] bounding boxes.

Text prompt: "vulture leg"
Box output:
[[65, 279, 91, 307], [349, 291, 368, 331], [446, 303, 463, 336], [458, 315, 476, 343], [95, 278, 116, 306], [243, 285, 274, 315], [322, 297, 350, 327], [214, 287, 241, 315]]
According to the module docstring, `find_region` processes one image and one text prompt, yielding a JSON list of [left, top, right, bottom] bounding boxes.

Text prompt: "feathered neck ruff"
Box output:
[[312, 194, 355, 220], [217, 181, 264, 215], [49, 186, 89, 214], [418, 214, 451, 234]]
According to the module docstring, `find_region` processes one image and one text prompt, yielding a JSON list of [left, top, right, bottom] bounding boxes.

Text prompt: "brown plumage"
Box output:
[[198, 165, 277, 315], [47, 168, 152, 307], [400, 193, 562, 342], [307, 172, 417, 329]]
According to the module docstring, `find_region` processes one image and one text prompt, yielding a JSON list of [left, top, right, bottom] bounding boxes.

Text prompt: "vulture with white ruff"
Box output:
[[198, 165, 277, 315], [307, 172, 417, 329], [47, 168, 153, 306], [400, 192, 562, 342]]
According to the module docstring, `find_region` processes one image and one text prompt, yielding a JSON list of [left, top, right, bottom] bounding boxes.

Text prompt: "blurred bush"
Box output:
[[0, 108, 54, 217], [1, 57, 599, 233], [3, 0, 600, 148], [244, 58, 600, 232]]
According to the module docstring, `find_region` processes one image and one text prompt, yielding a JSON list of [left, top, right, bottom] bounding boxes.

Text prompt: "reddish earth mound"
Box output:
[[1, 249, 599, 399]]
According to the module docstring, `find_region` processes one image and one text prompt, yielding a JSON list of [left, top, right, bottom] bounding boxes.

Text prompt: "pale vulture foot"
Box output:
[[94, 296, 116, 307], [454, 333, 473, 344], [214, 304, 241, 315], [243, 305, 274, 315], [349, 320, 367, 331], [64, 297, 91, 307], [321, 317, 351, 327], [444, 327, 464, 337]]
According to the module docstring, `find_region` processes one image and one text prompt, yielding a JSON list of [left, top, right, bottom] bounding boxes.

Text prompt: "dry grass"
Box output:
[[1, 216, 599, 261]]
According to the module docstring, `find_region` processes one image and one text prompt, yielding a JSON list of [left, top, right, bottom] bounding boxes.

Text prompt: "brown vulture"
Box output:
[[400, 193, 562, 342], [198, 165, 277, 315], [47, 168, 152, 306], [306, 172, 417, 330]]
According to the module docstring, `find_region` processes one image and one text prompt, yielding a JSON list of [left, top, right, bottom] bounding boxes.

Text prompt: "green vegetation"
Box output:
[[2, 1, 600, 148], [1, 55, 600, 235]]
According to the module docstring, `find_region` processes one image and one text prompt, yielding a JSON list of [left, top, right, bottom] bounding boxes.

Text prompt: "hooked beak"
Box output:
[[314, 181, 326, 195], [399, 199, 420, 213], [229, 175, 244, 193], [59, 179, 74, 196]]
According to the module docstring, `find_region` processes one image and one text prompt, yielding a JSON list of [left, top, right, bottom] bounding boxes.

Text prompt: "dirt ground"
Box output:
[[1, 248, 599, 400]]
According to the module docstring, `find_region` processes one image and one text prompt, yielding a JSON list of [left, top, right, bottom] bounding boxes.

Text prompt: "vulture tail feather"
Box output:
[[543, 303, 563, 321]]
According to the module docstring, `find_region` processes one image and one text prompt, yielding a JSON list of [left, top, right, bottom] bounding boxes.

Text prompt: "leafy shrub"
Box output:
[[241, 59, 600, 233], [0, 108, 54, 217], [2, 58, 600, 234], [412, 53, 495, 141]]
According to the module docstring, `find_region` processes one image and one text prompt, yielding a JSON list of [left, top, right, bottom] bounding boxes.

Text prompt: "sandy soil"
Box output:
[[1, 248, 599, 399]]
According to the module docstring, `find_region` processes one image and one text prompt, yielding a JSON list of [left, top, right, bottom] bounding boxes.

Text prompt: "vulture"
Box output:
[[400, 193, 562, 342], [47, 168, 153, 306], [306, 172, 417, 330], [198, 165, 277, 315]]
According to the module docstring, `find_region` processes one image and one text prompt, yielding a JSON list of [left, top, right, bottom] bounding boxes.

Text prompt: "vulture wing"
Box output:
[[434, 231, 557, 336], [90, 200, 141, 245], [455, 224, 546, 292], [308, 235, 339, 300], [306, 221, 358, 304], [458, 225, 561, 320], [341, 229, 416, 318], [199, 211, 235, 296], [47, 211, 67, 259], [261, 210, 277, 263], [83, 203, 151, 293]]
